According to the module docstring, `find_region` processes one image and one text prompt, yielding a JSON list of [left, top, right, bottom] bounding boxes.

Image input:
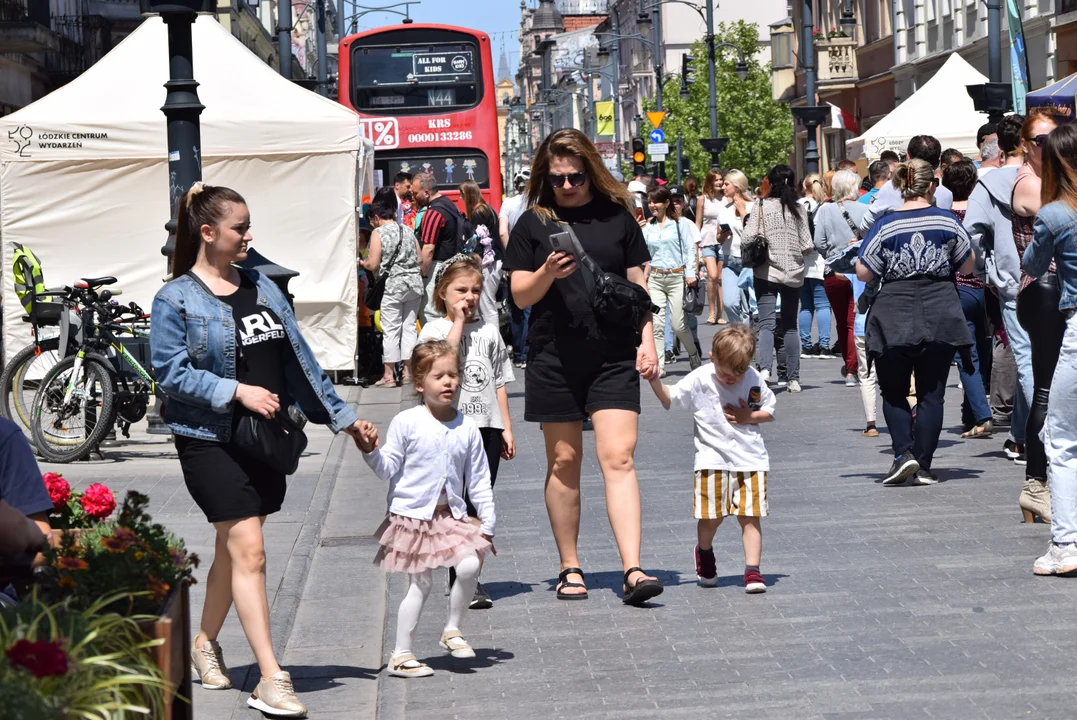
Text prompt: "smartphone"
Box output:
[[549, 232, 577, 257], [634, 206, 645, 222], [719, 223, 731, 232]]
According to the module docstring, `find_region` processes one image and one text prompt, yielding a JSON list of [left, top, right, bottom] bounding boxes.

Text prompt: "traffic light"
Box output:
[[632, 137, 646, 175], [680, 54, 696, 98]]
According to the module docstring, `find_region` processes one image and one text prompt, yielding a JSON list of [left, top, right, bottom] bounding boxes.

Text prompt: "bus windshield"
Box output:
[[352, 42, 481, 111]]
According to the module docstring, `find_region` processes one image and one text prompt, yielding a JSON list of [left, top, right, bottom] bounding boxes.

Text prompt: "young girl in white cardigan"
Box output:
[[357, 340, 496, 678]]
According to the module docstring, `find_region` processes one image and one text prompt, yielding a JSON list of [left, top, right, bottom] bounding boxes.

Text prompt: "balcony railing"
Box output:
[[817, 35, 857, 86], [0, 0, 49, 25]]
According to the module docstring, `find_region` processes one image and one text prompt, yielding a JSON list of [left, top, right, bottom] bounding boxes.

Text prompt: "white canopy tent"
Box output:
[[846, 53, 990, 162], [0, 15, 375, 370]]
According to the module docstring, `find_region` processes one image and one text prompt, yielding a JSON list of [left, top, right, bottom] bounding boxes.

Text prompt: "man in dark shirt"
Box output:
[[415, 171, 468, 319]]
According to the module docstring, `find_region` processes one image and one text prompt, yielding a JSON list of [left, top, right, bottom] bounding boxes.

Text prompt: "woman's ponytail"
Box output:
[[892, 163, 910, 194]]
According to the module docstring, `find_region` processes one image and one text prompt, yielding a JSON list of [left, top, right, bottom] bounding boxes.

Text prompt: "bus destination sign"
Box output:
[[412, 51, 474, 82]]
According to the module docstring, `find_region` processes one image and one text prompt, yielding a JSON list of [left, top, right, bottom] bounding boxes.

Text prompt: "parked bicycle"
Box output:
[[30, 276, 156, 463]]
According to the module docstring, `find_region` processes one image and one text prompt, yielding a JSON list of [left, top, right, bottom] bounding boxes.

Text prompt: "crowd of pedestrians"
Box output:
[[105, 115, 1077, 714]]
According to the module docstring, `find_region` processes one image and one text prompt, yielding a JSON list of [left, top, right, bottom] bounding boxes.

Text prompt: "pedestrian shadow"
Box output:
[[934, 467, 984, 482], [482, 580, 537, 601], [285, 664, 382, 692], [707, 572, 789, 589], [421, 647, 514, 673]]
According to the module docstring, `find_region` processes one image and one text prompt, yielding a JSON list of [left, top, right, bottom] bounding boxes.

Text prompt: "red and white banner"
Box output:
[[829, 103, 857, 133]]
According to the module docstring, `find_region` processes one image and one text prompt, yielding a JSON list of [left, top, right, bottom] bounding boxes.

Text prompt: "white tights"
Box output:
[[394, 553, 480, 655]]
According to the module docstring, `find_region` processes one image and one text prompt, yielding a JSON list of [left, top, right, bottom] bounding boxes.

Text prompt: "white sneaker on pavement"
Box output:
[[1033, 542, 1077, 576], [787, 380, 802, 393], [247, 671, 307, 717], [191, 638, 232, 690]]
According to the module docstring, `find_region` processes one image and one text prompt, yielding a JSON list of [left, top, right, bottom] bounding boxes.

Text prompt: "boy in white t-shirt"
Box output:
[[648, 325, 776, 593]]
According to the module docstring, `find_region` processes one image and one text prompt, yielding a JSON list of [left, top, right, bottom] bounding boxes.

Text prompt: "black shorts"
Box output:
[[175, 435, 287, 523], [524, 335, 640, 423]]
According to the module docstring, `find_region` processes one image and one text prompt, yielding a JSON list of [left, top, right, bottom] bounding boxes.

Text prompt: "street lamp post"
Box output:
[[140, 0, 214, 262], [790, 0, 830, 176]]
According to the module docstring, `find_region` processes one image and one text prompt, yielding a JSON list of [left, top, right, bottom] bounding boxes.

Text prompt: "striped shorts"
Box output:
[[693, 469, 769, 520]]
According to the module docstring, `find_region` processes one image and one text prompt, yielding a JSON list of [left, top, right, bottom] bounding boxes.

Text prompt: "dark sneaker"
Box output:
[[744, 568, 766, 593], [695, 545, 718, 587], [469, 582, 493, 609], [911, 468, 939, 486], [664, 350, 677, 365], [800, 344, 819, 359], [883, 451, 920, 485], [1004, 440, 1024, 460]]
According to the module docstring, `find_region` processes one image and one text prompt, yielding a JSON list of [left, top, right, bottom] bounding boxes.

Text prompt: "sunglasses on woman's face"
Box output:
[[1033, 134, 1050, 149], [548, 172, 587, 188]]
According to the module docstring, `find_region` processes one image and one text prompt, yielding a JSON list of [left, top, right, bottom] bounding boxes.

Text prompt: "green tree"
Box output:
[[638, 20, 793, 184]]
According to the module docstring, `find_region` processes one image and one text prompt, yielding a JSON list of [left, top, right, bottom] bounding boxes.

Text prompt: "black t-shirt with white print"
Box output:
[[217, 275, 290, 411]]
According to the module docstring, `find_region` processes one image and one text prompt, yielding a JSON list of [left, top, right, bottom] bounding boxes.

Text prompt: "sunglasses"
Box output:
[[1033, 134, 1050, 149], [548, 172, 587, 188]]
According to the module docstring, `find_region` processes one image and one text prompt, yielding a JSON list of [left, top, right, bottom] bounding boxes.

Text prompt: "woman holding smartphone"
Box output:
[[696, 169, 725, 323], [505, 129, 664, 607]]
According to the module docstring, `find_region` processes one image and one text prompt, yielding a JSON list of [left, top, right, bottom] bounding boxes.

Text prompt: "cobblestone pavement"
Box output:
[[46, 325, 1077, 720], [371, 325, 1077, 720]]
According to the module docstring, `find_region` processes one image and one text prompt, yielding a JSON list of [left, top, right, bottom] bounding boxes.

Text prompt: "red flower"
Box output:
[[6, 639, 69, 678], [43, 472, 70, 510], [79, 483, 115, 520]]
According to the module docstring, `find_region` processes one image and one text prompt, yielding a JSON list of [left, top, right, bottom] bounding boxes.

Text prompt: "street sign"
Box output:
[[651, 154, 667, 162], [649, 128, 665, 144], [647, 142, 669, 156], [647, 110, 667, 128]]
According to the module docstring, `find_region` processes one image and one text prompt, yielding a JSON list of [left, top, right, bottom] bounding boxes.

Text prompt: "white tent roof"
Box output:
[[0, 15, 362, 162], [846, 53, 990, 161], [0, 16, 374, 370]]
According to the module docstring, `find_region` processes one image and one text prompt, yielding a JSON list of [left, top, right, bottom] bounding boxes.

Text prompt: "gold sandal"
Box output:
[[439, 630, 475, 659], [387, 652, 433, 678]]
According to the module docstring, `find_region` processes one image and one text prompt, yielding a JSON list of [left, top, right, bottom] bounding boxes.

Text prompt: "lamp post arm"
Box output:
[[643, 0, 704, 23]]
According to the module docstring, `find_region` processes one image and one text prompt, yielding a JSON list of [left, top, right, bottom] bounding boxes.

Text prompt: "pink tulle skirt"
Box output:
[[373, 508, 490, 573]]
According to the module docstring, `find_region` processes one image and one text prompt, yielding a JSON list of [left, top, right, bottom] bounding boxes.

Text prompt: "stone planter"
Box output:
[[138, 582, 192, 720]]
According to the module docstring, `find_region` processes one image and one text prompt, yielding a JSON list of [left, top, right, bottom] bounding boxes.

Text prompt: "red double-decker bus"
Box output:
[[339, 24, 503, 211]]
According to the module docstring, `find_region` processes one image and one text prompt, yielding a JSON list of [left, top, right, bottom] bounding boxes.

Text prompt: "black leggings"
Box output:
[[464, 426, 503, 516], [1017, 274, 1066, 481]]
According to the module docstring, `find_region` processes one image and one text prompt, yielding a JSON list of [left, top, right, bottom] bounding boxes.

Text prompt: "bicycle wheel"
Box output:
[[0, 337, 62, 440], [32, 356, 115, 463]]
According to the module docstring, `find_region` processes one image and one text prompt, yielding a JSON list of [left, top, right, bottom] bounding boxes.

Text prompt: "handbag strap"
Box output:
[[380, 222, 404, 275], [752, 198, 766, 236], [839, 203, 861, 240]]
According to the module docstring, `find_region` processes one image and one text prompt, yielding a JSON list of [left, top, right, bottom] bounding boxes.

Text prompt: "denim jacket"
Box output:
[[1026, 201, 1077, 312], [150, 268, 359, 442]]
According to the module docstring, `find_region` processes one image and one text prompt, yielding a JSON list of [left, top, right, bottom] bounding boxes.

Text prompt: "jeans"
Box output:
[[1018, 275, 1067, 481], [722, 257, 751, 325], [649, 272, 698, 369], [1000, 297, 1032, 445], [1046, 311, 1077, 544], [956, 285, 993, 426], [825, 274, 858, 373], [508, 292, 530, 363], [855, 335, 879, 425], [875, 342, 954, 470], [990, 337, 1016, 426], [665, 302, 699, 353], [379, 287, 422, 364], [798, 277, 830, 349], [755, 277, 800, 380]]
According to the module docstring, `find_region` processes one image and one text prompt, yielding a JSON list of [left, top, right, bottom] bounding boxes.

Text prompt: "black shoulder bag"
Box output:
[[184, 271, 308, 475], [557, 222, 657, 333], [677, 219, 704, 315], [363, 223, 403, 311], [741, 199, 770, 269]]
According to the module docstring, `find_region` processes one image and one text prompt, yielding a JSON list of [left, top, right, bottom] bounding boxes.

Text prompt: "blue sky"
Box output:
[[351, 0, 525, 68]]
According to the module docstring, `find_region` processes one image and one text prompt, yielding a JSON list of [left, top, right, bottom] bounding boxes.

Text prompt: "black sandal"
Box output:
[[555, 567, 588, 600], [622, 567, 663, 606]]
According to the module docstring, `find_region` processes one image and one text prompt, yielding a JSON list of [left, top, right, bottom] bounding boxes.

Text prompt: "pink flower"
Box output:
[[79, 483, 116, 520], [43, 473, 70, 510]]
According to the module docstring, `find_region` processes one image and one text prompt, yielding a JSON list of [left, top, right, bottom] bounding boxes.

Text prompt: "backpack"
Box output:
[[429, 196, 476, 258], [11, 242, 46, 315]]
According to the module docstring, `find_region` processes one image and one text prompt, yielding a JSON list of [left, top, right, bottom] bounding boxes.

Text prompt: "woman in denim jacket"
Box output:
[[1024, 124, 1077, 578], [151, 183, 374, 717]]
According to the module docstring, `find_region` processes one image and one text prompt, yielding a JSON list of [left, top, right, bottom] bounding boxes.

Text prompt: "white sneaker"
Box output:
[[759, 369, 771, 385], [247, 671, 307, 717], [190, 639, 232, 690], [845, 374, 858, 387], [1033, 542, 1077, 576], [787, 380, 802, 393]]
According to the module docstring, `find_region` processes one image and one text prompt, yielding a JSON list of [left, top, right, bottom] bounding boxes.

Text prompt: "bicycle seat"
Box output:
[[76, 276, 117, 289]]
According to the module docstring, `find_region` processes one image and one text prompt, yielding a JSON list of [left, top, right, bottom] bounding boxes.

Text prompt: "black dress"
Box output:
[[175, 275, 293, 523]]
